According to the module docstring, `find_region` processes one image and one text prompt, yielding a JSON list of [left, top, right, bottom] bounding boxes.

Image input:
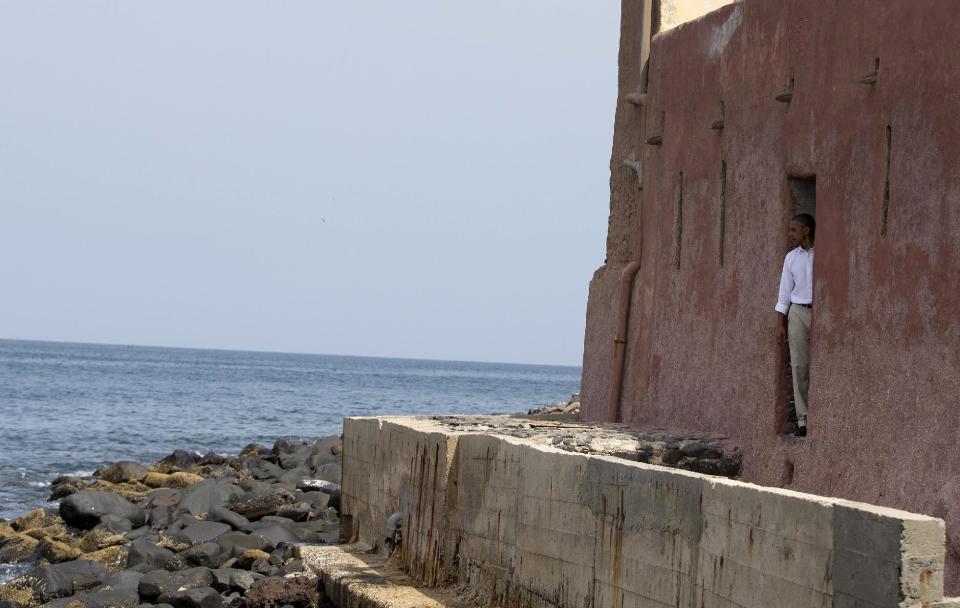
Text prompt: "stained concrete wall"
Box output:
[[341, 416, 949, 608], [580, 0, 960, 592], [340, 417, 455, 585]]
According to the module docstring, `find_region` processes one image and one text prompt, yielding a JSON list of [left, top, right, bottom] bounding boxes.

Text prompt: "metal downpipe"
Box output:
[[607, 260, 641, 423]]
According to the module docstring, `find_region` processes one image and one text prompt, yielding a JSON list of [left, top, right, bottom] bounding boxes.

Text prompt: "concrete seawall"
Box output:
[[337, 416, 955, 608]]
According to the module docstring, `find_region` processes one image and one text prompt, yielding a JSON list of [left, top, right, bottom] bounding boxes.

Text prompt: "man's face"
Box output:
[[788, 220, 807, 247]]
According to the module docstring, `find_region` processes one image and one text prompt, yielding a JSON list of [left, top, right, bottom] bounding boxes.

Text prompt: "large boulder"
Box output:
[[248, 525, 298, 550], [168, 521, 231, 547], [79, 528, 126, 553], [101, 570, 143, 592], [80, 545, 128, 572], [59, 492, 146, 530], [311, 463, 341, 484], [36, 538, 83, 563], [205, 507, 249, 531], [138, 567, 213, 602], [177, 480, 243, 517], [97, 461, 149, 484], [42, 588, 141, 608], [48, 477, 85, 501], [297, 492, 331, 512], [239, 444, 269, 458], [96, 514, 134, 534], [215, 532, 269, 559], [242, 460, 284, 482], [227, 489, 294, 521], [128, 537, 174, 572], [199, 452, 226, 466], [154, 450, 200, 473], [157, 586, 224, 608], [144, 488, 183, 508], [11, 508, 59, 533], [209, 568, 262, 594], [0, 532, 39, 562], [175, 543, 222, 569], [25, 560, 108, 603]]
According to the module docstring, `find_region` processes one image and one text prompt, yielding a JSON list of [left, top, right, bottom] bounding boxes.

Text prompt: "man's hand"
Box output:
[[777, 313, 788, 340]]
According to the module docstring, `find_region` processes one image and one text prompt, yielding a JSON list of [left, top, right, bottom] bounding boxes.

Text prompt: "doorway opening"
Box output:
[[779, 175, 816, 437]]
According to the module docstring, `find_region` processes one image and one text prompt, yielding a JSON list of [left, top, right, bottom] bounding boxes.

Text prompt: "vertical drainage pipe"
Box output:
[[607, 260, 642, 422]]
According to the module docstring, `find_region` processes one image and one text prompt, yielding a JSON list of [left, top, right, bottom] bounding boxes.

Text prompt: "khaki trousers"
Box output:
[[788, 304, 812, 426]]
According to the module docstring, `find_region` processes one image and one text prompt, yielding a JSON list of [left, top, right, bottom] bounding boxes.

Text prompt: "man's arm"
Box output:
[[775, 254, 793, 340], [775, 253, 793, 316]]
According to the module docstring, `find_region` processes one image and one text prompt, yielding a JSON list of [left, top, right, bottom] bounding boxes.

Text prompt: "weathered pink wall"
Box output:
[[582, 0, 960, 591]]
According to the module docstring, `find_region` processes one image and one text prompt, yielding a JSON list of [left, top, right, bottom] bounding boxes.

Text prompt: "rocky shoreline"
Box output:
[[0, 438, 343, 608]]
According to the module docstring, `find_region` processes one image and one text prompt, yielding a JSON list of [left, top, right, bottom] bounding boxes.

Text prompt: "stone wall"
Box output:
[[341, 416, 951, 608], [580, 0, 960, 591]]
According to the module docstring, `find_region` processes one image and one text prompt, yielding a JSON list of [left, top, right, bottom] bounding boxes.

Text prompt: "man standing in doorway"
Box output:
[[775, 214, 815, 436]]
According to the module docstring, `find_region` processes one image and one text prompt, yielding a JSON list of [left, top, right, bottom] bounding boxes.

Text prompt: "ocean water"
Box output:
[[0, 339, 579, 543]]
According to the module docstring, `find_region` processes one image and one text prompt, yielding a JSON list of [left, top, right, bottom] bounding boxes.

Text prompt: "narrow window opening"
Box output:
[[789, 175, 816, 217], [882, 125, 892, 236], [675, 171, 684, 270], [779, 175, 816, 437], [719, 161, 727, 267]]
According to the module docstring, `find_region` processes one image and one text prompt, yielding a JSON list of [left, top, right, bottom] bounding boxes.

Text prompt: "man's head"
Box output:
[[788, 213, 815, 248]]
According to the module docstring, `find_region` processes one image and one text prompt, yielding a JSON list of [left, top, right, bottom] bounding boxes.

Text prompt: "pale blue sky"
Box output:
[[0, 1, 620, 366]]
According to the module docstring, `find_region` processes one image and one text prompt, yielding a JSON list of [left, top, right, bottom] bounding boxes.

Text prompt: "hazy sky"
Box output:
[[0, 1, 622, 366]]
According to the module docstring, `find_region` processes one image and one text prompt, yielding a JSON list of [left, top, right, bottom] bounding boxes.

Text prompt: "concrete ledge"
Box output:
[[300, 544, 473, 608], [341, 416, 948, 608]]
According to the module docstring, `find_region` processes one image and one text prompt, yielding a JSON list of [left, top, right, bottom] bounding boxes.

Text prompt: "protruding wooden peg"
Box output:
[[622, 153, 643, 189], [646, 134, 663, 145], [859, 57, 880, 84], [776, 78, 795, 103], [625, 92, 647, 106], [711, 118, 725, 130]]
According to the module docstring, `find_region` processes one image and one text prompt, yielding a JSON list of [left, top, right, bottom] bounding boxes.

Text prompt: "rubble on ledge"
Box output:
[[428, 412, 742, 478]]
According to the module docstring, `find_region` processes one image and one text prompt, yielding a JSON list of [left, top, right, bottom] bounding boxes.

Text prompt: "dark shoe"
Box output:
[[795, 425, 807, 437]]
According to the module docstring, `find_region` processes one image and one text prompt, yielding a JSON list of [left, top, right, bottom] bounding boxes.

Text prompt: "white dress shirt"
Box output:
[[775, 246, 814, 314]]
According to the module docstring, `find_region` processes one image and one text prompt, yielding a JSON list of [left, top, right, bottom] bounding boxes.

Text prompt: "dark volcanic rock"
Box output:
[[138, 568, 214, 602], [49, 477, 85, 501], [158, 586, 224, 608], [680, 442, 723, 459], [271, 440, 305, 456], [178, 480, 243, 517], [128, 538, 174, 572], [157, 450, 200, 472], [210, 568, 262, 594], [661, 448, 683, 466], [244, 576, 319, 608], [297, 492, 330, 511], [149, 505, 175, 528], [242, 460, 284, 482], [216, 532, 270, 558], [206, 507, 250, 531], [199, 452, 226, 466], [239, 444, 269, 458], [98, 461, 150, 484], [43, 588, 141, 608], [60, 492, 146, 530], [145, 488, 183, 509], [26, 560, 108, 602], [102, 570, 144, 591], [227, 489, 294, 521], [98, 514, 135, 534], [275, 505, 312, 522], [169, 521, 232, 547], [177, 542, 222, 569], [249, 525, 298, 550], [312, 463, 340, 483]]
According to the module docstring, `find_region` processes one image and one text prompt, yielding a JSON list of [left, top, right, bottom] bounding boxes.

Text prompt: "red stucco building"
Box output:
[[581, 0, 960, 591]]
